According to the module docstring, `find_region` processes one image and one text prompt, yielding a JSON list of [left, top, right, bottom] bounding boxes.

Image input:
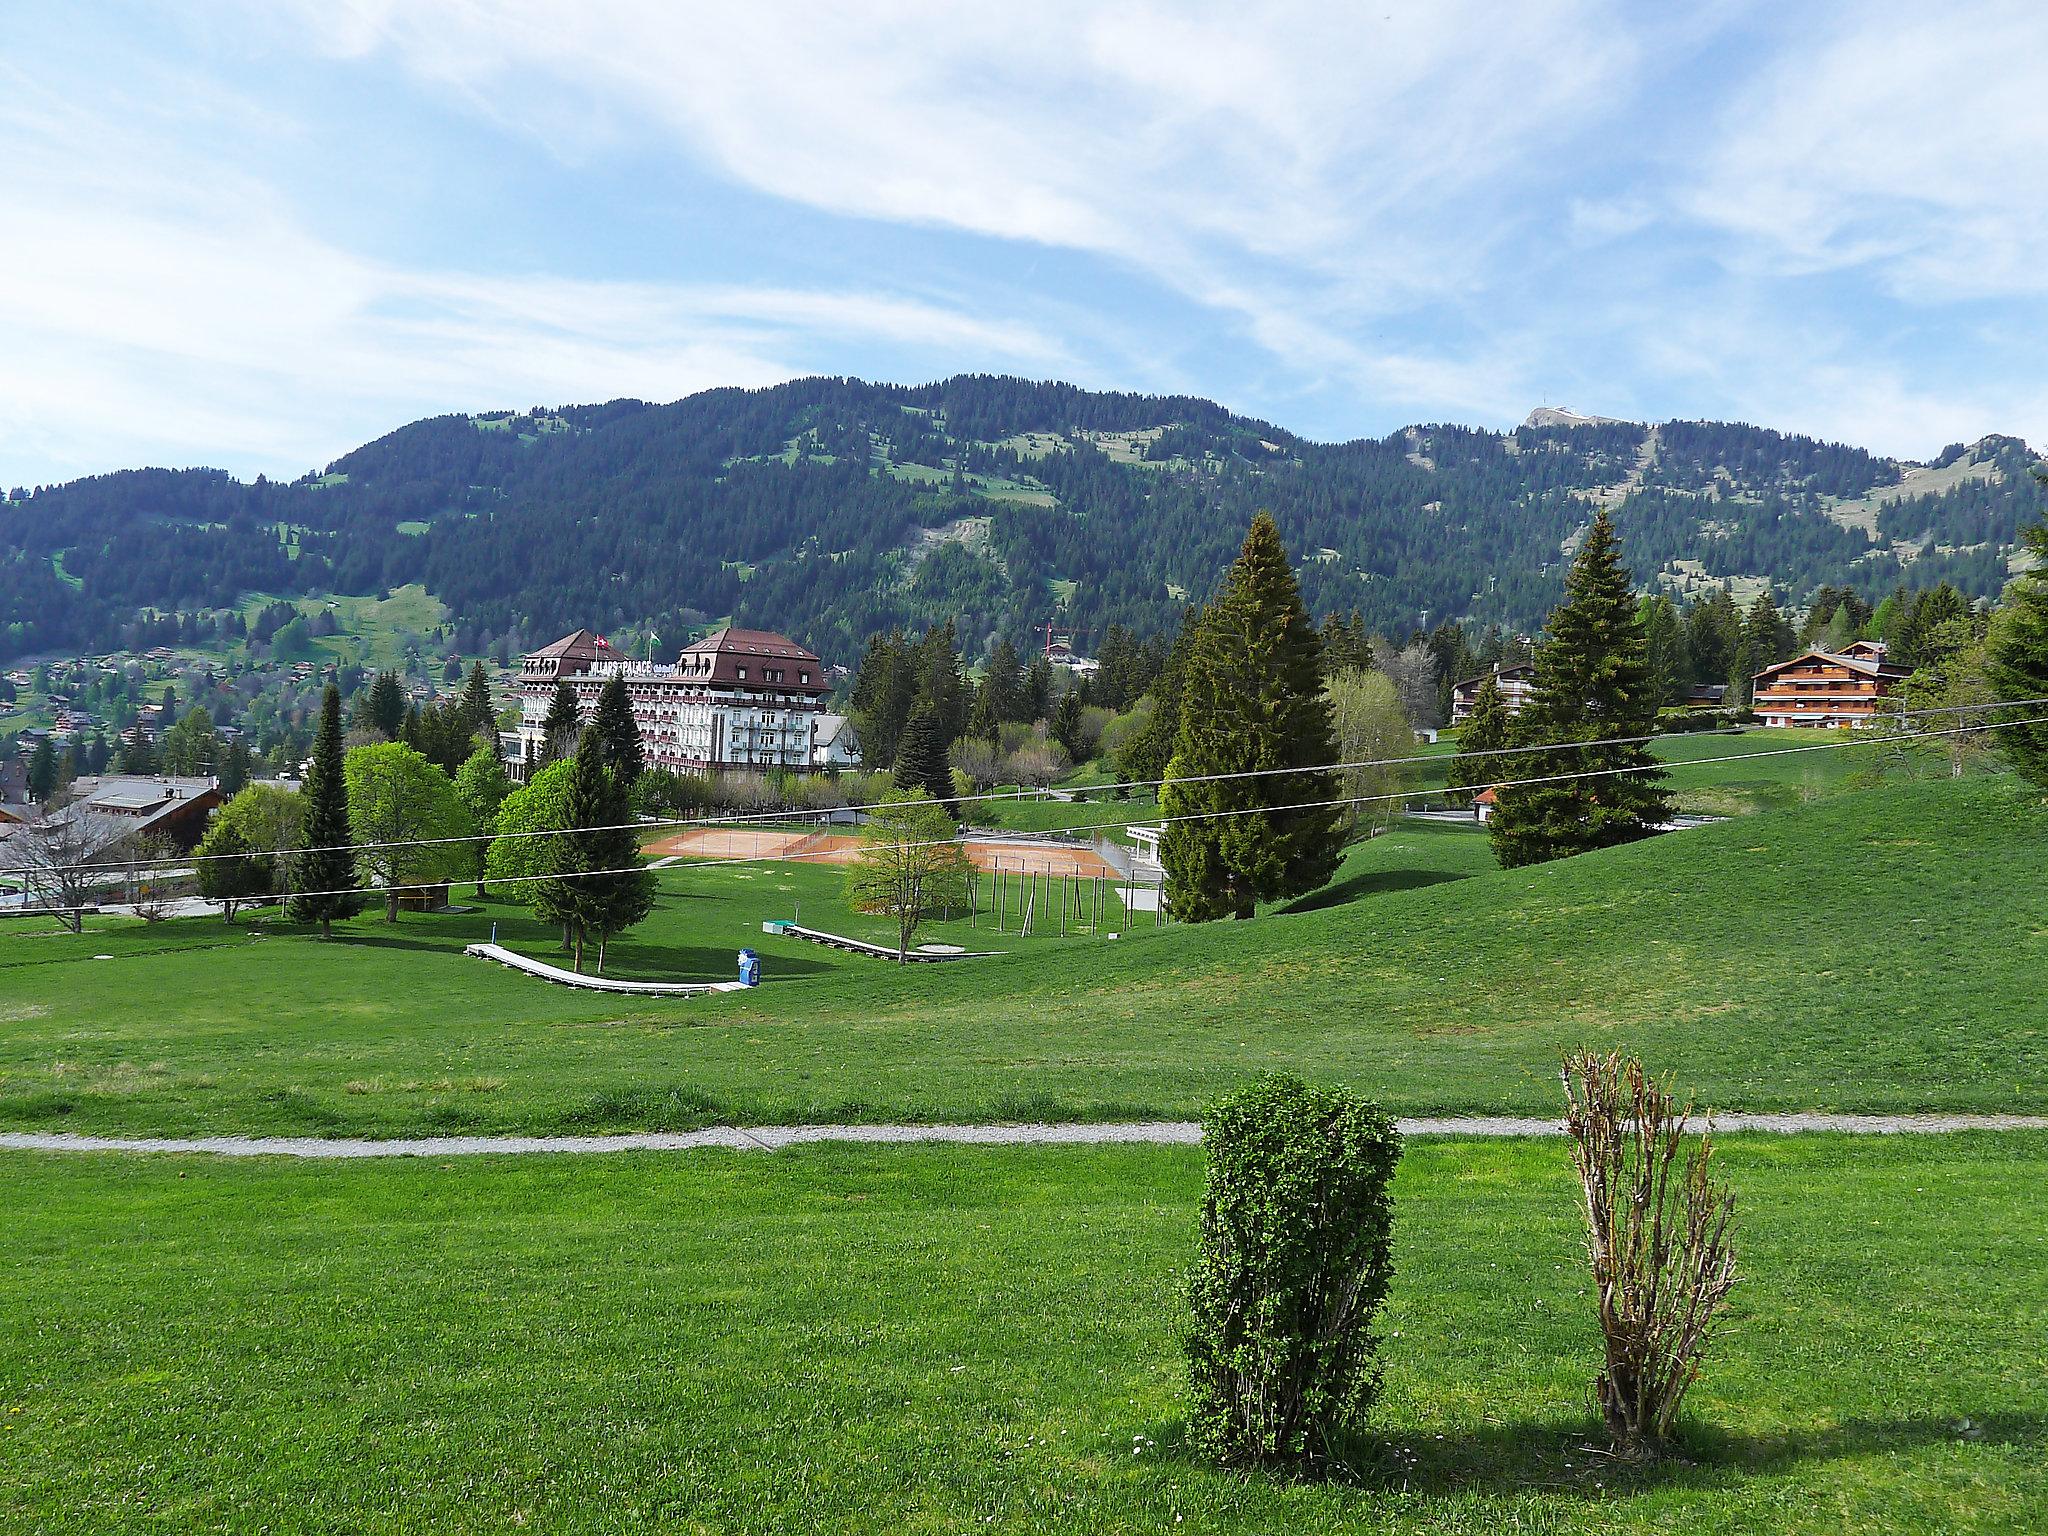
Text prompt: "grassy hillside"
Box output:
[[0, 777, 2039, 1136], [5, 1135, 2044, 1532]]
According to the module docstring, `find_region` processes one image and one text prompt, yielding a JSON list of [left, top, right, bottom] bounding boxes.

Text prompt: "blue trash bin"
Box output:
[[737, 948, 761, 987]]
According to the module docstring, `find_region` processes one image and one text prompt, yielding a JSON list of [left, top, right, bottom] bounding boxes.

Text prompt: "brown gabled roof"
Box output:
[[528, 629, 617, 663], [677, 628, 829, 693], [1453, 663, 1535, 691], [1752, 649, 1910, 683]]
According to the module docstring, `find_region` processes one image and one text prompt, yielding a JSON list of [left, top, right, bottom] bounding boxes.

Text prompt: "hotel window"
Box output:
[[737, 667, 747, 680]]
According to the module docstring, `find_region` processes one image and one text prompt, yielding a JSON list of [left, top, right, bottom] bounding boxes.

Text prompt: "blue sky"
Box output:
[[4, 0, 2046, 484]]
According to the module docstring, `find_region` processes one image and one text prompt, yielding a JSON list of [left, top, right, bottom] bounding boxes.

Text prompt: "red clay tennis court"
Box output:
[[642, 826, 1120, 878]]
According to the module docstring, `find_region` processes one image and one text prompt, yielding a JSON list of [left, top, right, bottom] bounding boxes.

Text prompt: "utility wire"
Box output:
[[12, 710, 2042, 919], [45, 696, 2048, 878]]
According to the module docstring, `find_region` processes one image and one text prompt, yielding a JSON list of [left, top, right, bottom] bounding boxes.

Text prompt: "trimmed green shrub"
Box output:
[[1184, 1074, 1401, 1470]]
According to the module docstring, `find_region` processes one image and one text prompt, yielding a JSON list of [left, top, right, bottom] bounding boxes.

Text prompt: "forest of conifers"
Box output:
[[2, 373, 2039, 664]]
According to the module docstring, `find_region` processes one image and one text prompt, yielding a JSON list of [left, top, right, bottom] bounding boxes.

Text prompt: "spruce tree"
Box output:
[[27, 736, 57, 801], [984, 638, 1025, 722], [1489, 510, 1668, 869], [1050, 689, 1085, 761], [892, 697, 954, 809], [590, 672, 645, 786], [1989, 518, 2048, 788], [366, 671, 407, 739], [460, 662, 496, 744], [964, 678, 1000, 742], [220, 736, 251, 795], [541, 681, 581, 765], [1160, 513, 1342, 921], [542, 723, 655, 972], [286, 684, 364, 938], [1444, 672, 1508, 806]]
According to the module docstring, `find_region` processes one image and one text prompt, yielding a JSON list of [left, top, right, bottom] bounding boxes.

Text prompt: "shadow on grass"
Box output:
[[1143, 1411, 2045, 1497], [1278, 867, 1469, 916]]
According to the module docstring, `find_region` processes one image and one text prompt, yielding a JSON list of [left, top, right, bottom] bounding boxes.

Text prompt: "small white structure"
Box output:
[[810, 713, 860, 771]]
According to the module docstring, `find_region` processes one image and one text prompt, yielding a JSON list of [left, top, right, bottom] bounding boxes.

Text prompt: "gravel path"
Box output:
[[5, 1112, 2046, 1160]]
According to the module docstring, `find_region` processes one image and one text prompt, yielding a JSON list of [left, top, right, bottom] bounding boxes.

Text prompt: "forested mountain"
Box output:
[[3, 375, 2041, 664]]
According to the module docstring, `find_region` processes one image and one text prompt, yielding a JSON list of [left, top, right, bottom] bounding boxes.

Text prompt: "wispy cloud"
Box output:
[[0, 57, 1069, 479]]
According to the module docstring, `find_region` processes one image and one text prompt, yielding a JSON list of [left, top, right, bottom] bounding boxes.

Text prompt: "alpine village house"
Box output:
[[509, 627, 859, 781], [1452, 641, 1904, 731], [1748, 639, 1910, 729]]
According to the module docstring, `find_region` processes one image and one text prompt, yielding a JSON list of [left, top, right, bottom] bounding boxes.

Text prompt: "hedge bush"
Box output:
[[1184, 1074, 1402, 1470]]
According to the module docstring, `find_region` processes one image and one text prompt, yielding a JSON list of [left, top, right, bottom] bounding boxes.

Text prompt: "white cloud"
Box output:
[[270, 0, 1642, 417], [1686, 0, 2048, 299], [0, 69, 1069, 480]]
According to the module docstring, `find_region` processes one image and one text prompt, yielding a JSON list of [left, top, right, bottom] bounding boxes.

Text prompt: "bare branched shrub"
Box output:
[[1561, 1051, 1739, 1457]]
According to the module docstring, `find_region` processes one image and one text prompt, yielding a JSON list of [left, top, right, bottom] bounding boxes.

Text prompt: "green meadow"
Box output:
[[4, 1135, 2043, 1533], [1, 776, 2039, 1138]]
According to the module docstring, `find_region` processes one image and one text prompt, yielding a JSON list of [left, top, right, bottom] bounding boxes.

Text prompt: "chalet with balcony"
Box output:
[[1750, 644, 1909, 728], [1450, 663, 1536, 724]]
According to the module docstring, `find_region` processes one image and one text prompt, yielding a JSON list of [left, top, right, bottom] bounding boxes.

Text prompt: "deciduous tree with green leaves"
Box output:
[[195, 819, 271, 923], [453, 744, 513, 896], [1989, 516, 2048, 788], [342, 742, 472, 922], [847, 791, 973, 962], [1489, 510, 1668, 868], [1160, 513, 1341, 921], [484, 759, 575, 908]]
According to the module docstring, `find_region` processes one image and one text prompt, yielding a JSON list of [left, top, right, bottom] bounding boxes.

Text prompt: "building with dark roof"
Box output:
[[511, 627, 850, 779], [1751, 645, 1910, 728]]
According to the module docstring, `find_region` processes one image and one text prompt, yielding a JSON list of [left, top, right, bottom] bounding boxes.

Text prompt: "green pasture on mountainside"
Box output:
[[0, 776, 2039, 1138], [4, 1135, 2043, 1533]]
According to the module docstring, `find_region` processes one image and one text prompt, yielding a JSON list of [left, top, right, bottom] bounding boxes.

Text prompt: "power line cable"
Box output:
[[46, 696, 2048, 878], [11, 710, 2042, 920]]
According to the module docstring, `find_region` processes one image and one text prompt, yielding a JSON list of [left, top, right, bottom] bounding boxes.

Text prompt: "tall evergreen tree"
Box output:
[[1685, 588, 1741, 687], [220, 735, 252, 795], [891, 697, 954, 809], [366, 671, 408, 739], [1050, 689, 1085, 761], [1444, 672, 1508, 806], [590, 672, 645, 786], [1989, 517, 2048, 788], [1638, 594, 1688, 707], [915, 621, 967, 745], [984, 638, 1025, 722], [1022, 655, 1054, 722], [1489, 510, 1668, 868], [286, 684, 364, 938], [850, 629, 918, 768], [541, 681, 581, 765], [26, 735, 57, 801], [459, 662, 496, 744], [1160, 513, 1342, 921], [964, 678, 1001, 742], [540, 722, 655, 973]]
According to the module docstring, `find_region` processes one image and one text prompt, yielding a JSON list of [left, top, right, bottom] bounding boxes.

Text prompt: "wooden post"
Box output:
[[1060, 873, 1067, 937]]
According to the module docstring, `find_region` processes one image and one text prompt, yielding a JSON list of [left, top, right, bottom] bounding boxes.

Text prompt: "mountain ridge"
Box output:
[[3, 374, 2040, 664]]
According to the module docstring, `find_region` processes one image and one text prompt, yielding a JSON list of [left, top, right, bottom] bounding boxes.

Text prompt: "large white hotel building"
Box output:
[[508, 627, 859, 780]]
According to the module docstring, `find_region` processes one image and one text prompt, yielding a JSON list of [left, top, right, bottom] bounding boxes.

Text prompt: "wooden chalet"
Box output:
[[1750, 645, 1909, 728], [1449, 663, 1535, 724]]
